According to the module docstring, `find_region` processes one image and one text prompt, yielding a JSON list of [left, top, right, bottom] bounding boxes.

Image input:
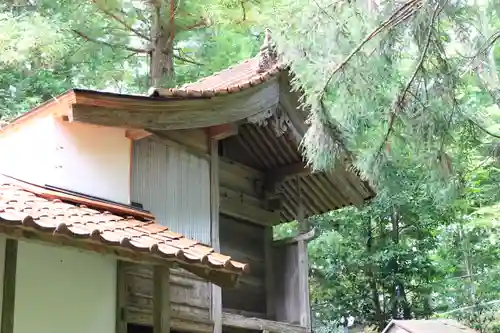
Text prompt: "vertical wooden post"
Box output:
[[264, 227, 276, 320], [296, 178, 311, 331], [115, 260, 127, 333], [210, 138, 222, 333], [153, 265, 171, 333], [1, 239, 18, 333]]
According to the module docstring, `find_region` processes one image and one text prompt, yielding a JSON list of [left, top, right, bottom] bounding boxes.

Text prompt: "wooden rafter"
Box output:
[[264, 162, 311, 191]]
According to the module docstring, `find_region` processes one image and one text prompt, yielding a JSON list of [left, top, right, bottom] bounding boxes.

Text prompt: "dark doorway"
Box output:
[[127, 324, 184, 333], [127, 324, 152, 333]]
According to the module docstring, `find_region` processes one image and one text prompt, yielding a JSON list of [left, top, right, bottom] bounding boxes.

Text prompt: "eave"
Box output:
[[69, 80, 279, 130]]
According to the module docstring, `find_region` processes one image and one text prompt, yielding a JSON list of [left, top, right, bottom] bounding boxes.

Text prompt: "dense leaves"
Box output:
[[267, 0, 500, 187]]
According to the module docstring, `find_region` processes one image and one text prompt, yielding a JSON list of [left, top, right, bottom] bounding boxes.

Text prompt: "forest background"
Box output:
[[2, 0, 500, 332]]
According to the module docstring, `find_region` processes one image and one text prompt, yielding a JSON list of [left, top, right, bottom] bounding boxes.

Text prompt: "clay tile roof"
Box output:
[[383, 320, 478, 333], [150, 56, 284, 98], [0, 175, 249, 286], [150, 30, 283, 98]]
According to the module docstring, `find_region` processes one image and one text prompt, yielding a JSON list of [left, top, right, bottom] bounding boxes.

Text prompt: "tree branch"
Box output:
[[90, 0, 151, 41], [183, 17, 210, 30], [172, 53, 203, 66], [240, 0, 247, 21], [317, 0, 423, 102], [73, 30, 151, 54], [468, 118, 500, 139], [374, 1, 445, 159]]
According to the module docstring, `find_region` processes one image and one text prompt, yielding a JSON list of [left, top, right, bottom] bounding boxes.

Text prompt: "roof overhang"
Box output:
[[0, 175, 248, 287]]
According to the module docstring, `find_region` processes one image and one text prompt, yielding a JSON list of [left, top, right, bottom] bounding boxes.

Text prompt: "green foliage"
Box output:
[[266, 0, 500, 188], [0, 0, 265, 120]]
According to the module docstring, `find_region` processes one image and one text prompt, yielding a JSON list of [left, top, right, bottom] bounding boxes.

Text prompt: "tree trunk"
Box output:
[[149, 0, 175, 87], [365, 218, 385, 330], [390, 210, 412, 319]]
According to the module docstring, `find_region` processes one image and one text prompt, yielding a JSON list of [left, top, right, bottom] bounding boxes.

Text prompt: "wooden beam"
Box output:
[[272, 228, 318, 247], [220, 198, 281, 226], [208, 123, 238, 140], [278, 73, 308, 143], [115, 261, 127, 333], [1, 239, 17, 333], [265, 162, 311, 191], [125, 129, 151, 141], [125, 309, 214, 332], [153, 265, 171, 333], [210, 138, 223, 333], [222, 312, 307, 333], [70, 82, 280, 131]]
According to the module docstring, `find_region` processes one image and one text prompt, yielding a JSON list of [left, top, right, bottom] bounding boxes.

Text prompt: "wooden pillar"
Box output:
[[296, 178, 311, 331], [210, 138, 222, 333], [153, 266, 171, 333], [1, 239, 18, 333], [264, 227, 276, 320], [115, 261, 127, 333]]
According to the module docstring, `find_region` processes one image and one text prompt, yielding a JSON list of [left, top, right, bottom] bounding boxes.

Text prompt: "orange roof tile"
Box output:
[[383, 320, 478, 333], [150, 57, 283, 98], [0, 175, 248, 285]]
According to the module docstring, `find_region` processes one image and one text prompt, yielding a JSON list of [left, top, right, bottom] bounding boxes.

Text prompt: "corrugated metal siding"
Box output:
[[131, 138, 211, 244]]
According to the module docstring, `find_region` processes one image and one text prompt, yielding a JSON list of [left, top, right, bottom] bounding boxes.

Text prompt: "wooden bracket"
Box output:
[[272, 228, 318, 247], [208, 123, 238, 140], [264, 162, 311, 191], [125, 129, 151, 141]]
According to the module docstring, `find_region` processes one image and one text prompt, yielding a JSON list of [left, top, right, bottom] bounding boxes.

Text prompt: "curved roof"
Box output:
[[150, 57, 283, 98]]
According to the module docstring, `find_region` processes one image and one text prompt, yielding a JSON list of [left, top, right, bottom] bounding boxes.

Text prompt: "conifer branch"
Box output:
[[73, 30, 152, 54], [375, 1, 445, 160], [468, 119, 500, 139], [90, 0, 151, 41], [317, 0, 423, 102]]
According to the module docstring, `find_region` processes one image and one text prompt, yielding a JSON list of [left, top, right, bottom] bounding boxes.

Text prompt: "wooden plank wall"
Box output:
[[273, 244, 301, 325], [220, 214, 267, 316], [123, 263, 213, 332]]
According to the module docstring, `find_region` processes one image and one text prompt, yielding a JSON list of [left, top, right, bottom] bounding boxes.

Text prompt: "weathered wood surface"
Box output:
[[220, 215, 267, 315], [116, 261, 128, 333], [123, 263, 211, 332], [222, 312, 307, 333], [272, 241, 311, 328], [70, 81, 279, 131], [273, 243, 301, 325], [210, 139, 222, 333], [153, 266, 170, 333], [149, 131, 283, 228], [219, 160, 281, 226], [1, 239, 17, 333]]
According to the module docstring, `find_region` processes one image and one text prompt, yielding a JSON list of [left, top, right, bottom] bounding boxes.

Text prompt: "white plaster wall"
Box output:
[[52, 120, 131, 204], [0, 116, 56, 185], [14, 241, 116, 333], [0, 117, 132, 204]]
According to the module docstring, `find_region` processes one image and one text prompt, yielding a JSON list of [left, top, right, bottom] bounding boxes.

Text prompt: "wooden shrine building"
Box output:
[[0, 33, 374, 333]]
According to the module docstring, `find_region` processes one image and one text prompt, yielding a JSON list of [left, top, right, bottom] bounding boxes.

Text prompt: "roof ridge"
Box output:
[[180, 56, 259, 89]]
